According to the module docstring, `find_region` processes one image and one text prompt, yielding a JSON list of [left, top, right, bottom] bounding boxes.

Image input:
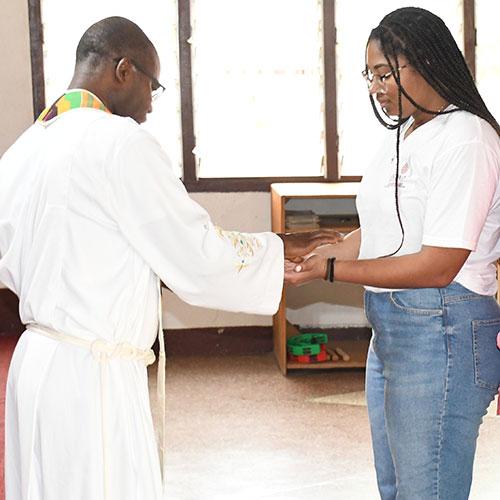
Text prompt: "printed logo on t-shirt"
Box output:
[[385, 158, 410, 189]]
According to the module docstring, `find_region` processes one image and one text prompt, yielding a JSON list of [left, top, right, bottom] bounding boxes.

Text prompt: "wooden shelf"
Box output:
[[287, 341, 369, 369], [285, 215, 359, 235], [285, 323, 368, 370], [271, 182, 500, 374], [271, 182, 363, 375], [285, 225, 358, 234], [272, 182, 360, 199]]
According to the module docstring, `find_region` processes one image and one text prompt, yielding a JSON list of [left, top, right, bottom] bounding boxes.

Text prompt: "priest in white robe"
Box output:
[[0, 17, 341, 500]]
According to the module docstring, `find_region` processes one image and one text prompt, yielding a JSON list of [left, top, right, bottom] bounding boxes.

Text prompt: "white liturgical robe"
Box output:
[[0, 106, 284, 499]]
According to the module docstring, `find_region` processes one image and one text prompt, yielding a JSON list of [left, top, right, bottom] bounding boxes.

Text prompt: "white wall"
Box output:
[[164, 192, 367, 329], [163, 192, 276, 328], [0, 0, 33, 291], [0, 8, 366, 328], [0, 0, 33, 156]]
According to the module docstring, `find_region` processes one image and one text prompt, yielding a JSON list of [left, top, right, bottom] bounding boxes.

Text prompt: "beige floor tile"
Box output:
[[150, 354, 500, 500]]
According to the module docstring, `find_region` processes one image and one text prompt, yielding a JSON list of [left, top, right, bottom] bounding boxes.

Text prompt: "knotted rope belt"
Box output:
[[26, 280, 167, 498]]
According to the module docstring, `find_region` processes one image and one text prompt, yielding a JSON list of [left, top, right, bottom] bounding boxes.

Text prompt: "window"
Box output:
[[190, 0, 325, 179], [476, 0, 500, 120], [36, 0, 183, 177], [30, 1, 492, 191]]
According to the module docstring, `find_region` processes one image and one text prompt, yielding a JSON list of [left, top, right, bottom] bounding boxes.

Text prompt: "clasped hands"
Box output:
[[280, 229, 343, 286]]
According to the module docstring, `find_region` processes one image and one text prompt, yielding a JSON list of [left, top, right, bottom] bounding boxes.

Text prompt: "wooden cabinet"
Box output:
[[271, 182, 369, 374], [271, 183, 500, 374]]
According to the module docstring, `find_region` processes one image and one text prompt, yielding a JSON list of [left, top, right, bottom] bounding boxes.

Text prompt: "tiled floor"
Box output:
[[153, 353, 500, 500]]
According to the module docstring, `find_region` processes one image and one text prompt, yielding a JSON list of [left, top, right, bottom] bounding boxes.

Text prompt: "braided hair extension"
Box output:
[[366, 7, 500, 258], [392, 53, 405, 257]]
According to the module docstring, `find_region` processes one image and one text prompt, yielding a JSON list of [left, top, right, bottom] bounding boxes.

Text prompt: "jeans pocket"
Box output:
[[389, 290, 443, 316], [472, 318, 500, 390]]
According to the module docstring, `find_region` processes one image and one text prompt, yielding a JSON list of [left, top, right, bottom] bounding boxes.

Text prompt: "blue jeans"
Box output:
[[364, 282, 500, 500]]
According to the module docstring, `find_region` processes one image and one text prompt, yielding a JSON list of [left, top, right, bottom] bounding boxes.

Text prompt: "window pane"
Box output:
[[41, 0, 183, 177], [191, 0, 325, 178], [336, 0, 463, 177], [476, 0, 500, 121]]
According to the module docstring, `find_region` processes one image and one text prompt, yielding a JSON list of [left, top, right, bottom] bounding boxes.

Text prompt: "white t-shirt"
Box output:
[[357, 108, 500, 295]]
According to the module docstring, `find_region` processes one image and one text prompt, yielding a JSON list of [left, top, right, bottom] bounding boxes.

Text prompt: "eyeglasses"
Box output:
[[361, 65, 407, 93], [114, 57, 166, 101], [131, 60, 166, 101]]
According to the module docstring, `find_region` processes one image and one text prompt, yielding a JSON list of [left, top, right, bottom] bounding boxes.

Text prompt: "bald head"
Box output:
[[70, 17, 161, 124], [75, 16, 156, 70]]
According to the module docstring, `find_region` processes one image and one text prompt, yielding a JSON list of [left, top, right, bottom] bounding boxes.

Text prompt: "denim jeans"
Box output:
[[364, 282, 500, 500]]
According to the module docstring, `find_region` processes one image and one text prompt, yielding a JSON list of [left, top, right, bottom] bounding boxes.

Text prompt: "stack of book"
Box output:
[[285, 210, 320, 231]]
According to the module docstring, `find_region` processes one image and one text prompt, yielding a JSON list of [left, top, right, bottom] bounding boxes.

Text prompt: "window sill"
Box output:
[[183, 176, 361, 193]]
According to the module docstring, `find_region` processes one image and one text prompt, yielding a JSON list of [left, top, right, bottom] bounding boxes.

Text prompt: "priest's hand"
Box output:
[[284, 254, 327, 286], [279, 229, 343, 261]]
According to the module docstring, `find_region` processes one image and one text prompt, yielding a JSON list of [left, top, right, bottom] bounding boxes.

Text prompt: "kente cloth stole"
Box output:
[[37, 89, 110, 125]]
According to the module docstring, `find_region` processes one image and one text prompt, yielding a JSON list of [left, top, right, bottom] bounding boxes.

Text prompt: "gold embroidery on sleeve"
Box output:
[[215, 227, 262, 272]]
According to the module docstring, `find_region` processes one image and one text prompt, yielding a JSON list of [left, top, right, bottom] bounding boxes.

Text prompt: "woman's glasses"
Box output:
[[361, 65, 407, 93]]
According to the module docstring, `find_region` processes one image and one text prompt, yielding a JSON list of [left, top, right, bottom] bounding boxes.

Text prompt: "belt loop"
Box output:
[[440, 282, 447, 307]]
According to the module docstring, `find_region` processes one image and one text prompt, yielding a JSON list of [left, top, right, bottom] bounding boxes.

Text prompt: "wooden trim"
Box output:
[[270, 181, 359, 198], [463, 0, 476, 80], [158, 325, 371, 359], [179, 0, 348, 192], [28, 0, 45, 119], [339, 175, 362, 183], [184, 177, 360, 193], [185, 176, 325, 193], [322, 0, 339, 181], [160, 326, 273, 356], [178, 0, 197, 185]]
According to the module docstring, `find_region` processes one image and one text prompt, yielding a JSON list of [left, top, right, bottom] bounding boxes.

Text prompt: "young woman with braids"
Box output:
[[285, 7, 500, 499]]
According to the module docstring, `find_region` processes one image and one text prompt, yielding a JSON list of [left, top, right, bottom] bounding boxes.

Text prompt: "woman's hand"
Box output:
[[284, 254, 327, 286]]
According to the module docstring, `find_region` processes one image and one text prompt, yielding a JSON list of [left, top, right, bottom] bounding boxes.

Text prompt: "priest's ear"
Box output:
[[113, 57, 134, 85]]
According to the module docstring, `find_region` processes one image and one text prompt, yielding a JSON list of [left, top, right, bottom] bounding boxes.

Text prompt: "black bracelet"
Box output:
[[324, 257, 336, 283], [324, 258, 331, 281]]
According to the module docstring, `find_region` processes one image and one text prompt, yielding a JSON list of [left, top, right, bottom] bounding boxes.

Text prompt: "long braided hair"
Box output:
[[366, 7, 500, 257]]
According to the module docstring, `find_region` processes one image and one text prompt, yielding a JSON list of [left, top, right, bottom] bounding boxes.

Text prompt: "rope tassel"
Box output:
[[157, 279, 167, 489]]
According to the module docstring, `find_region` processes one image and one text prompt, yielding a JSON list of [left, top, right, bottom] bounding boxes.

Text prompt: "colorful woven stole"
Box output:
[[37, 89, 110, 125]]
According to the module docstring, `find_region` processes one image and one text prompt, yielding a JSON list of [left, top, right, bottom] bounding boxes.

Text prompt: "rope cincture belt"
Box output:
[[27, 323, 156, 364], [26, 286, 167, 499]]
